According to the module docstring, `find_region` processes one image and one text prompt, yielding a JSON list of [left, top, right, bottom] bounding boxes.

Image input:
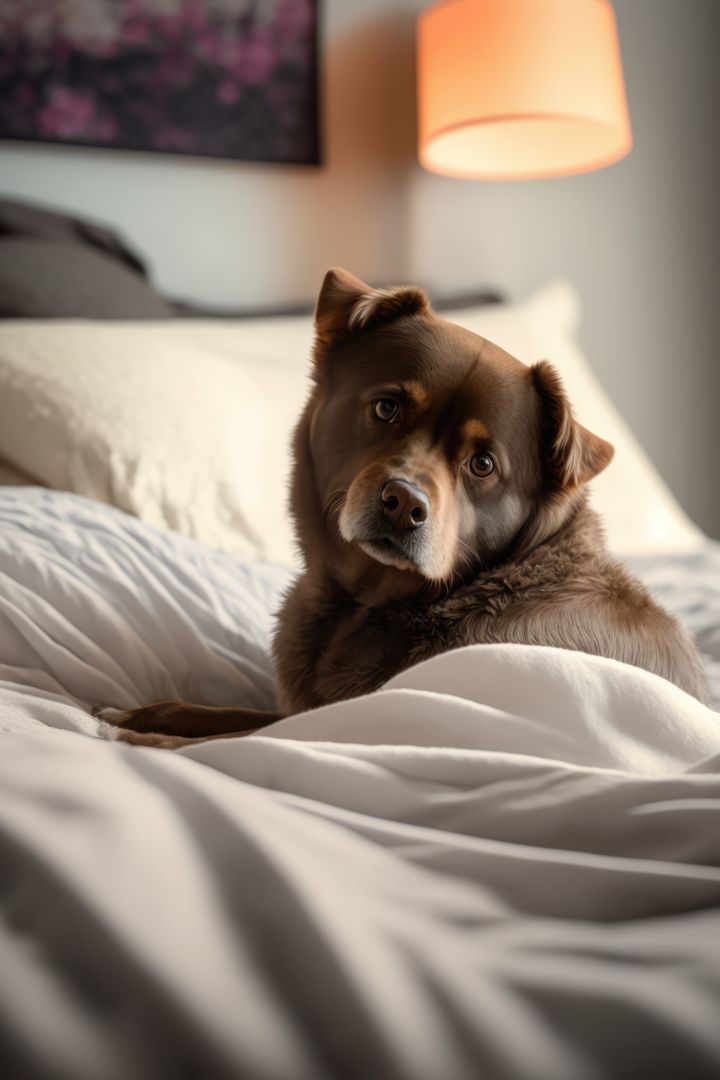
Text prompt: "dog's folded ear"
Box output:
[[314, 267, 430, 354], [531, 360, 614, 489]]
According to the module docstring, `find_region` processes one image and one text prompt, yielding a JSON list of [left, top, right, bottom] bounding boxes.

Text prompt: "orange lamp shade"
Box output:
[[417, 0, 633, 179]]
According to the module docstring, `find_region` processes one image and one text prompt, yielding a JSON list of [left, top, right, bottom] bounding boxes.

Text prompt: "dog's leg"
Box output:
[[93, 701, 284, 748]]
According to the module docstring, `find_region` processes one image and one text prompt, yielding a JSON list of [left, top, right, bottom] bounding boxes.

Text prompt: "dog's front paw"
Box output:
[[92, 705, 131, 724], [91, 700, 193, 736], [92, 706, 189, 749], [91, 705, 130, 742], [91, 702, 163, 731], [92, 705, 136, 744]]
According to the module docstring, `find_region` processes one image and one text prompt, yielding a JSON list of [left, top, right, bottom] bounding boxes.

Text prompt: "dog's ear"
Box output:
[[531, 360, 614, 489], [314, 267, 430, 355], [314, 267, 370, 343]]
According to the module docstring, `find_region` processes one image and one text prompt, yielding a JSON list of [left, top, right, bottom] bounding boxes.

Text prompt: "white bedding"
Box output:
[[1, 489, 720, 1079]]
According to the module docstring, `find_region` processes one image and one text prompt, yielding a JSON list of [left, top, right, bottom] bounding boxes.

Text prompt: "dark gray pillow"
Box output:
[[0, 197, 173, 318], [0, 237, 173, 319]]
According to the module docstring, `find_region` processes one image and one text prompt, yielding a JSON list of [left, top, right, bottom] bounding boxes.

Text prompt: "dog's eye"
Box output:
[[469, 452, 494, 478], [373, 398, 400, 423]]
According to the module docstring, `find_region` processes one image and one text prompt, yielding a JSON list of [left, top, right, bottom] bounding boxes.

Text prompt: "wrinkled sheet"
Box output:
[[626, 547, 720, 709], [1, 489, 720, 1080]]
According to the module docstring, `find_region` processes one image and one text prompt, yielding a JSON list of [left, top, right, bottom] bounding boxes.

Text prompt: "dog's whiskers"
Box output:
[[322, 488, 348, 524], [454, 538, 479, 574]]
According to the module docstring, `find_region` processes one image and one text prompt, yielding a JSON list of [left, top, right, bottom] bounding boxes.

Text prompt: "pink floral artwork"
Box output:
[[0, 0, 319, 163]]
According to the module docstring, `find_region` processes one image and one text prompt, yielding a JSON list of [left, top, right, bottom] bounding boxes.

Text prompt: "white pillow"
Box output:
[[449, 282, 704, 554], [0, 321, 310, 563], [0, 284, 703, 563]]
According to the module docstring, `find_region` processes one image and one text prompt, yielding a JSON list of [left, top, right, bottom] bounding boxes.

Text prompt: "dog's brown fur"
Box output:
[[104, 269, 707, 745]]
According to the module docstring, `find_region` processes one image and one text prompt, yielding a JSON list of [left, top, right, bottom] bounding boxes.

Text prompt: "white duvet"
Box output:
[[1, 489, 719, 1080]]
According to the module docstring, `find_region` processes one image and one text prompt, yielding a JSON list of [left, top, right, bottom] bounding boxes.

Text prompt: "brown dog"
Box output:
[[104, 269, 707, 746]]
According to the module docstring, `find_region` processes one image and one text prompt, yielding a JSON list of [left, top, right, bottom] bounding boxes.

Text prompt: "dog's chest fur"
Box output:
[[273, 506, 708, 713]]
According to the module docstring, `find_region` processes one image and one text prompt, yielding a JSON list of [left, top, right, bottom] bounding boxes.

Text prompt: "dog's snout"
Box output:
[[380, 479, 429, 530]]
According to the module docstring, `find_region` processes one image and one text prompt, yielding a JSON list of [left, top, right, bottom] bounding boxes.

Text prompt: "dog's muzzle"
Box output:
[[353, 477, 431, 570]]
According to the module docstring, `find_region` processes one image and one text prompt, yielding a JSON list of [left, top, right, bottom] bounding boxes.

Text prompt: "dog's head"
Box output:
[[292, 268, 613, 589]]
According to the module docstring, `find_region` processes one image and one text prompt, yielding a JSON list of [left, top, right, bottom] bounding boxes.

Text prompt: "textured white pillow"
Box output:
[[0, 321, 311, 562], [0, 284, 703, 563]]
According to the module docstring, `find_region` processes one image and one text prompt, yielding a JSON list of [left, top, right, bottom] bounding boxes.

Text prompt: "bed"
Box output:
[[1, 261, 719, 1077]]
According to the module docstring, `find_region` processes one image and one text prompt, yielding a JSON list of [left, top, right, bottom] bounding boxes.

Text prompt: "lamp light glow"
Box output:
[[418, 0, 633, 180]]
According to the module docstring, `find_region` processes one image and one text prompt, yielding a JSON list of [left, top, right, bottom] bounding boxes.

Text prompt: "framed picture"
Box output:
[[0, 0, 320, 164]]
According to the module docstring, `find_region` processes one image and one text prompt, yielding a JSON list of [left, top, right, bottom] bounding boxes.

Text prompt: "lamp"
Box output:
[[417, 0, 632, 180]]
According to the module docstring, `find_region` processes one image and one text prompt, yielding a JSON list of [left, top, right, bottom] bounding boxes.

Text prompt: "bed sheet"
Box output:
[[1, 488, 719, 1080], [625, 548, 720, 708]]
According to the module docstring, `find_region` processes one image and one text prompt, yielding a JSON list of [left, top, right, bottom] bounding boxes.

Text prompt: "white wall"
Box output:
[[1, 0, 718, 535], [0, 1, 419, 306]]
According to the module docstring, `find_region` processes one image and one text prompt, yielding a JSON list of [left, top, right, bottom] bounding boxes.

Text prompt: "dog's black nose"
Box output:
[[380, 479, 429, 530]]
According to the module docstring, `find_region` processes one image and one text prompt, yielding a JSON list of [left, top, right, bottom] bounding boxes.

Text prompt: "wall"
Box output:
[[0, 0, 718, 535], [0, 1, 419, 306]]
